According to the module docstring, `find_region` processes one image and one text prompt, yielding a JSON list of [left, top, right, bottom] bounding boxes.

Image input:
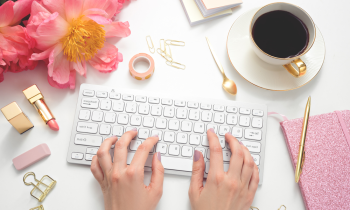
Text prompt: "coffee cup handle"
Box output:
[[283, 58, 307, 78]]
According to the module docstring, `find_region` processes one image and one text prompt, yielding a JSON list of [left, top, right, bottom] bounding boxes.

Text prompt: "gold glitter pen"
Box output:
[[295, 96, 311, 183]]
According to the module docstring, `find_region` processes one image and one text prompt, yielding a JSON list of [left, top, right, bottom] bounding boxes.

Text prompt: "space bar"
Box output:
[[127, 153, 193, 172]]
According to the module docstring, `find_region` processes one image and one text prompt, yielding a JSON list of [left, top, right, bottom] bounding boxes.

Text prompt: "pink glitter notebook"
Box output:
[[280, 110, 350, 210]]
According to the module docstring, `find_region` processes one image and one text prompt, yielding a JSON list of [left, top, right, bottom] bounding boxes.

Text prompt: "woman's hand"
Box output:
[[189, 128, 259, 210], [91, 129, 164, 210]]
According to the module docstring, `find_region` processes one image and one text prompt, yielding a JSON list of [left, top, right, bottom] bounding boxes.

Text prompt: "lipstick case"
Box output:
[[1, 102, 34, 134], [23, 85, 55, 124]]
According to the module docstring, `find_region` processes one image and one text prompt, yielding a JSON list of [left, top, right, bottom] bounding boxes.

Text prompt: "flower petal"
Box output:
[[31, 44, 58, 60], [0, 1, 15, 27], [0, 34, 17, 62], [47, 70, 75, 89], [72, 60, 86, 76], [43, 0, 66, 20], [83, 0, 108, 11], [48, 51, 71, 84], [103, 21, 131, 38], [11, 0, 34, 25], [82, 8, 108, 17], [103, 0, 119, 19], [86, 14, 111, 25], [88, 42, 122, 72], [65, 0, 84, 22], [28, 1, 51, 24]]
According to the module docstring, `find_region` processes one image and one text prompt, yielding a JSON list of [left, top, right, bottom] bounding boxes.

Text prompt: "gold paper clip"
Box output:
[[30, 205, 44, 210], [165, 39, 185, 46], [160, 39, 166, 52], [23, 172, 57, 202], [146, 35, 155, 54], [157, 48, 173, 62], [166, 61, 186, 70], [165, 43, 172, 58], [278, 205, 287, 210]]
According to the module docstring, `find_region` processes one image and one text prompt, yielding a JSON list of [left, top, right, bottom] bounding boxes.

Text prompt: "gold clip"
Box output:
[[160, 39, 166, 52], [165, 43, 172, 58], [23, 172, 57, 202], [250, 207, 259, 210], [278, 205, 287, 210], [146, 35, 155, 54], [157, 48, 173, 62], [165, 39, 185, 46], [166, 61, 186, 70], [30, 205, 44, 210]]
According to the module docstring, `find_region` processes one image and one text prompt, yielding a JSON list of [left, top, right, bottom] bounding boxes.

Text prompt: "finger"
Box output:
[[249, 164, 260, 192], [148, 152, 164, 198], [91, 155, 104, 184], [130, 135, 159, 168], [240, 146, 254, 187], [113, 129, 137, 170], [97, 136, 118, 174], [225, 133, 244, 179], [189, 150, 205, 200], [207, 128, 224, 174]]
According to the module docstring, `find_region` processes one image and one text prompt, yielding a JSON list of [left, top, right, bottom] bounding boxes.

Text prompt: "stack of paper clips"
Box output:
[[146, 35, 186, 70]]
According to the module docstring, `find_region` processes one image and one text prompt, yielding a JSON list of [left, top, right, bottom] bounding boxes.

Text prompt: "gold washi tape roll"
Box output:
[[129, 53, 155, 80]]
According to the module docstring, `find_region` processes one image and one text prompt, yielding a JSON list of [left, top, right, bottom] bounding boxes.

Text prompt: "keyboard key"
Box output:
[[206, 124, 218, 133], [168, 120, 180, 130], [130, 140, 142, 151], [139, 103, 150, 115], [174, 100, 186, 107], [182, 146, 193, 157], [251, 154, 260, 165], [252, 118, 263, 128], [85, 154, 94, 161], [213, 105, 225, 112], [239, 115, 250, 127], [177, 133, 188, 144], [241, 141, 261, 153], [181, 121, 192, 132], [100, 124, 111, 135], [143, 117, 155, 128], [164, 131, 175, 142], [92, 111, 103, 122], [83, 90, 94, 97], [156, 118, 167, 129], [151, 130, 163, 140], [75, 134, 102, 146], [176, 108, 187, 119], [187, 101, 199, 108], [193, 122, 205, 133], [113, 101, 124, 112], [86, 147, 99, 155], [77, 122, 98, 133], [190, 134, 201, 145], [81, 98, 99, 109], [214, 113, 225, 124], [164, 107, 175, 118], [219, 138, 225, 148], [161, 98, 173, 105], [231, 127, 243, 138], [156, 143, 167, 154], [189, 109, 200, 120], [136, 95, 147, 102], [151, 105, 162, 116], [149, 97, 160, 104], [226, 114, 237, 125], [104, 112, 116, 123], [195, 147, 205, 158], [223, 150, 231, 162], [201, 111, 212, 122], [239, 108, 251, 115], [169, 145, 180, 155], [96, 91, 108, 98], [112, 126, 124, 136], [205, 162, 229, 174], [201, 103, 211, 110], [72, 153, 84, 160], [206, 149, 210, 159], [122, 94, 134, 101], [110, 91, 120, 99], [245, 129, 262, 140], [130, 115, 142, 126], [219, 125, 230, 136], [100, 100, 112, 110], [126, 102, 137, 113], [117, 114, 129, 125], [202, 136, 209, 147], [79, 110, 90, 120], [253, 109, 264, 117], [138, 129, 150, 139], [226, 106, 237, 113]]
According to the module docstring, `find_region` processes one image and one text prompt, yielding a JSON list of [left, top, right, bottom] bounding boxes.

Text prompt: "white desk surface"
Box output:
[[1, 0, 349, 209]]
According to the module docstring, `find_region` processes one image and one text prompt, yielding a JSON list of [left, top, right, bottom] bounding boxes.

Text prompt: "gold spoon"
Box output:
[[206, 37, 237, 95]]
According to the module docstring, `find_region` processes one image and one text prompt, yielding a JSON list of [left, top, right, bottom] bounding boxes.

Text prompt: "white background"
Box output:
[[0, 0, 349, 209]]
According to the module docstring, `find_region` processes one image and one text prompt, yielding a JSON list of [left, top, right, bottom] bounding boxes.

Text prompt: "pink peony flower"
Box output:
[[0, 0, 37, 82], [27, 0, 131, 89]]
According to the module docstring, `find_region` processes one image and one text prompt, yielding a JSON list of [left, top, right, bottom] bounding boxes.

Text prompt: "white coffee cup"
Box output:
[[249, 2, 316, 77]]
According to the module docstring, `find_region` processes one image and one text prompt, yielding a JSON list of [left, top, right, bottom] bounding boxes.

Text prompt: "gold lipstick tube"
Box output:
[[1, 102, 34, 134]]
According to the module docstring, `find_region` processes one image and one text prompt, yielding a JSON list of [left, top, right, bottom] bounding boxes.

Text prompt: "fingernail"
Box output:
[[132, 128, 137, 131], [208, 128, 215, 133], [157, 152, 161, 162], [238, 140, 243, 145], [226, 132, 232, 136], [152, 134, 159, 137], [194, 150, 201, 162]]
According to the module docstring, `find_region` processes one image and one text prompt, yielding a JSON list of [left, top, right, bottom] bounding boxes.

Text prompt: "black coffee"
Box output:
[[252, 10, 309, 58]]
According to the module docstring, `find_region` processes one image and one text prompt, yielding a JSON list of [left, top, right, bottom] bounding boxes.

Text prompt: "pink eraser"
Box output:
[[12, 143, 51, 170]]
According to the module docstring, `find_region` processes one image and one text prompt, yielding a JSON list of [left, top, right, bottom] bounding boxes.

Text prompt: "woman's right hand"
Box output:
[[189, 128, 259, 210]]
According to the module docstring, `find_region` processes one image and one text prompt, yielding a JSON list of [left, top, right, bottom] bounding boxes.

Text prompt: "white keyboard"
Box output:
[[67, 84, 268, 184]]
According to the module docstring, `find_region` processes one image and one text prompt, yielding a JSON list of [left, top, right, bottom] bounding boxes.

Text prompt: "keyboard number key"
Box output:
[[187, 101, 199, 108], [161, 98, 173, 105], [201, 103, 211, 110], [96, 91, 108, 98], [253, 109, 264, 117], [110, 91, 120, 99], [213, 105, 225, 112], [122, 94, 134, 101], [149, 97, 160, 104], [239, 108, 251, 115], [136, 96, 147, 102], [226, 106, 237, 113], [175, 100, 186, 107]]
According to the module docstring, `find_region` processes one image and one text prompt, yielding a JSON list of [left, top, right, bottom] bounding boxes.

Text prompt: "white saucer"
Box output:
[[226, 8, 325, 91]]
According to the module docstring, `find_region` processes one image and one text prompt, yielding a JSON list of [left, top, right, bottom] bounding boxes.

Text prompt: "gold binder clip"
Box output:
[[157, 48, 173, 62], [30, 205, 44, 210], [23, 172, 57, 202], [146, 35, 155, 54], [166, 61, 186, 70], [165, 39, 185, 46], [278, 205, 287, 210]]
